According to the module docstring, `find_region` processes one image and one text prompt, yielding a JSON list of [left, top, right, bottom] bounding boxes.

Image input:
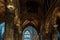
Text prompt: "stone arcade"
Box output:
[[0, 0, 60, 40]]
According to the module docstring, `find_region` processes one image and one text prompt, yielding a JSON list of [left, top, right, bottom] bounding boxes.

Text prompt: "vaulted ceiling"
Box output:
[[0, 0, 60, 23]]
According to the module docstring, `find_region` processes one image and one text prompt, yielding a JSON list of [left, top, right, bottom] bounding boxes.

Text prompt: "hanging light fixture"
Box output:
[[7, 3, 16, 11], [7, 0, 16, 12], [7, 4, 15, 10], [53, 24, 58, 28]]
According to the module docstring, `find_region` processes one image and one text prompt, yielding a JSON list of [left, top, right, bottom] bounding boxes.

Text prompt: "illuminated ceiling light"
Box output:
[[53, 24, 58, 28], [10, 0, 13, 2], [7, 3, 15, 11]]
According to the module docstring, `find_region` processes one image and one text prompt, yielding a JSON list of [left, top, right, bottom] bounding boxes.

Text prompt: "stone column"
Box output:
[[4, 0, 15, 40]]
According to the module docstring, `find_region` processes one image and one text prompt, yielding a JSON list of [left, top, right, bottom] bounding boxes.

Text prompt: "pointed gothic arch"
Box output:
[[50, 7, 60, 40], [22, 25, 39, 40]]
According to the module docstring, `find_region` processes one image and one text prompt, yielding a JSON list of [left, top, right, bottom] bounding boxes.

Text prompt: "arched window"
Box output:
[[24, 30, 31, 40], [23, 26, 38, 40], [0, 22, 5, 40]]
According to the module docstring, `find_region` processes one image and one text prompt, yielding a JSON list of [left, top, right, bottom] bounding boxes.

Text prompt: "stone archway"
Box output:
[[22, 19, 40, 40], [56, 17, 60, 40], [50, 7, 60, 40]]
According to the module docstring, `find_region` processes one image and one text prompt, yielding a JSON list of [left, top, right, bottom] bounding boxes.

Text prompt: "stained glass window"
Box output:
[[23, 26, 38, 40], [24, 30, 31, 40], [0, 22, 5, 40]]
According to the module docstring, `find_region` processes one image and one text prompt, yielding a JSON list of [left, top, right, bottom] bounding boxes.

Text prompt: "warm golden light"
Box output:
[[7, 4, 15, 10], [10, 0, 12, 2], [53, 24, 58, 28], [57, 12, 60, 17]]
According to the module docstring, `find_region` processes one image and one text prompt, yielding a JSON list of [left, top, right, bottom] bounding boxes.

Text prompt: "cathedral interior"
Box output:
[[0, 0, 60, 40]]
